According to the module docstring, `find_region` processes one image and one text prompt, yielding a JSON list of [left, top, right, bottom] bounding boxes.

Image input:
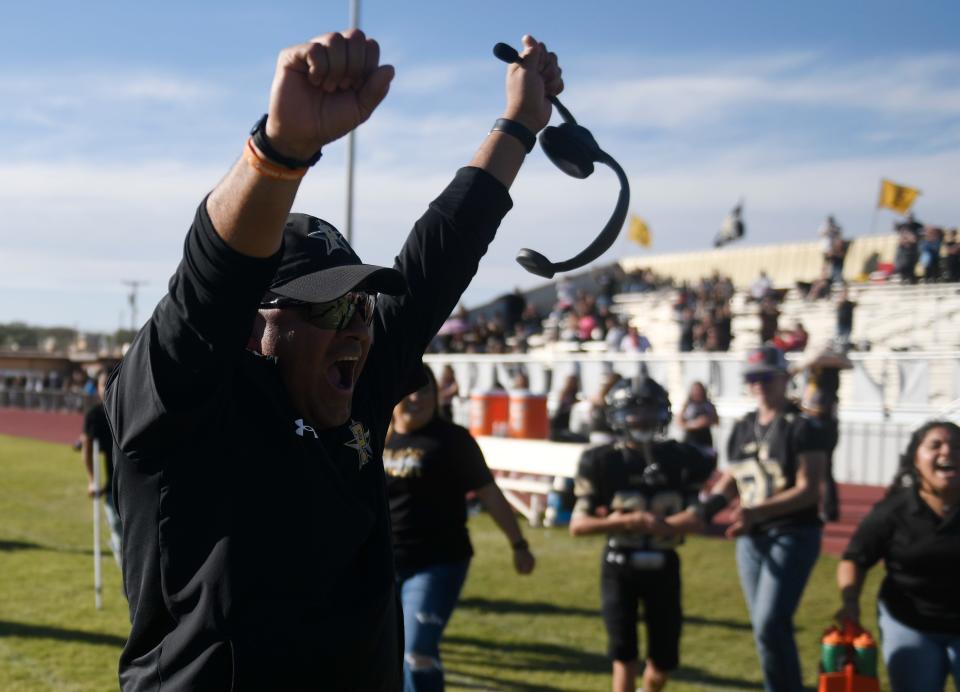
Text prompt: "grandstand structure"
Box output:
[[425, 233, 960, 541]]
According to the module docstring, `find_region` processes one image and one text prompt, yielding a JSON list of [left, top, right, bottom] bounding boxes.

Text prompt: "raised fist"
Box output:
[[265, 29, 395, 160]]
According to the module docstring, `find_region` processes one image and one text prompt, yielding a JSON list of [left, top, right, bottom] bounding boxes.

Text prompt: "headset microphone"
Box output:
[[493, 42, 630, 279]]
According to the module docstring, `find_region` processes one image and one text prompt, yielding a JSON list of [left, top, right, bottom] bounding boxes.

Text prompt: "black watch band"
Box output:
[[512, 538, 529, 551], [491, 118, 536, 154], [250, 114, 323, 169]]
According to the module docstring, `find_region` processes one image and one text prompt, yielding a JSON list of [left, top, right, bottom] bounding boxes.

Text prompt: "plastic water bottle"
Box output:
[[853, 631, 878, 677], [820, 628, 847, 673]]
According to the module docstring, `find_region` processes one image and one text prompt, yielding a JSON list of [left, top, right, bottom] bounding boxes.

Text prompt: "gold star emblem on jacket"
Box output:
[[345, 419, 373, 470]]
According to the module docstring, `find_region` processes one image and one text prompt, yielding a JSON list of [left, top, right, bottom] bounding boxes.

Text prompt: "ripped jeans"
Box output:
[[398, 559, 470, 692]]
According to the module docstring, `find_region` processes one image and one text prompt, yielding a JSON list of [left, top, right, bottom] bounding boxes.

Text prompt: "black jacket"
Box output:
[[105, 167, 512, 691]]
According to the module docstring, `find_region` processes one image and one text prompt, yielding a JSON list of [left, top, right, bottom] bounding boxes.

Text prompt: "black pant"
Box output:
[[600, 550, 681, 669], [820, 418, 839, 521]]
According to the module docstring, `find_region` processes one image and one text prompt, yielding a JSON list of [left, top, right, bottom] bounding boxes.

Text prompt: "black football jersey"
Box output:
[[574, 440, 716, 550], [725, 404, 827, 533]]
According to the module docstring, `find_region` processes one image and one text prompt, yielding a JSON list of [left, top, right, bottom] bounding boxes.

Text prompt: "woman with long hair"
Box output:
[[836, 420, 960, 691], [384, 363, 535, 692]]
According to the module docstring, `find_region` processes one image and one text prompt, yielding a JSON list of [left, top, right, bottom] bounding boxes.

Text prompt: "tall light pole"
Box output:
[[344, 0, 360, 244], [122, 280, 147, 332]]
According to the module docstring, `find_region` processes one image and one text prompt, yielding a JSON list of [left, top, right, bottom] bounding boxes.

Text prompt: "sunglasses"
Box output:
[[261, 291, 378, 331], [745, 372, 778, 384]]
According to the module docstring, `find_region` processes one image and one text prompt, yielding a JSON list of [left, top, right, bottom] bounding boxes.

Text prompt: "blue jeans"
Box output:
[[398, 560, 470, 692], [878, 600, 960, 691], [735, 526, 821, 692]]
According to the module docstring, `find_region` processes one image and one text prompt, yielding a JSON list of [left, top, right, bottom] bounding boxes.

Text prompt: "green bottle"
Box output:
[[853, 632, 878, 677], [820, 628, 846, 673]]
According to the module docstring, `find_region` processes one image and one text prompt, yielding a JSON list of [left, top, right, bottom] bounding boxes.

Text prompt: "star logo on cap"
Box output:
[[344, 419, 373, 470], [307, 221, 351, 256]]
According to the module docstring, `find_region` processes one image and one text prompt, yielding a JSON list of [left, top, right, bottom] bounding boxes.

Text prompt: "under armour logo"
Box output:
[[295, 418, 317, 439], [306, 221, 351, 256]]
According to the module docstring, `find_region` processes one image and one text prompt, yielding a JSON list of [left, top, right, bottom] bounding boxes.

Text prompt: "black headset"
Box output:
[[494, 42, 630, 280]]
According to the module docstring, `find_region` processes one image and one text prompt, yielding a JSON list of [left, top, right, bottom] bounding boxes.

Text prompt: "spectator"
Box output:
[[385, 364, 534, 692], [835, 287, 856, 345], [835, 421, 960, 692], [79, 368, 122, 568], [750, 270, 772, 302], [550, 374, 587, 443], [774, 321, 808, 353], [620, 324, 652, 353], [758, 296, 780, 344], [604, 315, 627, 352], [825, 235, 847, 285], [678, 381, 719, 450], [666, 346, 827, 692], [919, 226, 944, 282], [818, 215, 842, 255], [794, 345, 852, 523], [437, 364, 459, 420], [894, 228, 919, 284], [945, 229, 960, 283], [510, 369, 530, 391], [678, 308, 695, 353]]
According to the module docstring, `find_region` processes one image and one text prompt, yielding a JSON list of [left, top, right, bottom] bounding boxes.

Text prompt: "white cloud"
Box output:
[[2, 48, 959, 329], [572, 51, 960, 129]]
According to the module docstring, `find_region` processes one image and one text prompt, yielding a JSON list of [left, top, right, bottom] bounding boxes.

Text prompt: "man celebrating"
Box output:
[[569, 377, 715, 692], [105, 30, 562, 691]]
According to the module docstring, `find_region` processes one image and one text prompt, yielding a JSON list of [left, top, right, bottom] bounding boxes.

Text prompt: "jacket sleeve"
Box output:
[[104, 199, 282, 459], [372, 167, 512, 406]]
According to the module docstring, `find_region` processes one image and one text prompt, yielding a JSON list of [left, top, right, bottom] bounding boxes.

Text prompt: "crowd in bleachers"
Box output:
[[892, 216, 960, 284], [427, 213, 958, 360]]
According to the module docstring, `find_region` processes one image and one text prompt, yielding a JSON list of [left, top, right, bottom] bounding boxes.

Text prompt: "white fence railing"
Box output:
[[426, 351, 960, 490]]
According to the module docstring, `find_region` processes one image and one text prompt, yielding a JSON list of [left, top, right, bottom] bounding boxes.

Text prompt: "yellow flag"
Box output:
[[878, 179, 921, 214], [629, 215, 651, 248]]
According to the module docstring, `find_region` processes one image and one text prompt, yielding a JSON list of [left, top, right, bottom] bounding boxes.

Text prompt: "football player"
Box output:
[[570, 376, 716, 692]]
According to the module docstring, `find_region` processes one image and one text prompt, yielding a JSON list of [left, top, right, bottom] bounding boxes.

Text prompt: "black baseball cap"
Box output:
[[743, 345, 789, 377], [266, 214, 407, 303]]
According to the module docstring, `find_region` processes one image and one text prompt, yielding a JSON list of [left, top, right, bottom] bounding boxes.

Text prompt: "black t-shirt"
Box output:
[[681, 400, 716, 449], [836, 300, 855, 330], [83, 403, 114, 490], [726, 405, 827, 533], [843, 485, 960, 634], [573, 440, 716, 552], [104, 167, 512, 692], [385, 417, 493, 573]]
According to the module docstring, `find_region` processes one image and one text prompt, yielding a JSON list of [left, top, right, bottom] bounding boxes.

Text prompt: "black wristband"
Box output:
[[491, 118, 536, 154], [693, 493, 729, 523], [250, 114, 323, 169], [511, 538, 529, 551]]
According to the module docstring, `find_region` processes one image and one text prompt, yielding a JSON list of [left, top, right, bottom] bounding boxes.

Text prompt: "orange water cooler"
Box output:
[[469, 390, 510, 437], [508, 390, 549, 439]]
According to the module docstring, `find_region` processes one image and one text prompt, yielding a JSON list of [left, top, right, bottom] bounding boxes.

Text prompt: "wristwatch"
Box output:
[[250, 114, 323, 169]]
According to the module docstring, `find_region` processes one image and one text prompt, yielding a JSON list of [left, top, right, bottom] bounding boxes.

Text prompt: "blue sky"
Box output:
[[1, 1, 958, 331]]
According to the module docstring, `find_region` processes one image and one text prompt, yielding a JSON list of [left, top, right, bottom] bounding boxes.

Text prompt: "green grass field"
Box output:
[[0, 432, 928, 691]]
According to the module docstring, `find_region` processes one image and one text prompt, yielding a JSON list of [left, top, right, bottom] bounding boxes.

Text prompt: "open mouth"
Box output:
[[327, 355, 359, 392], [933, 460, 958, 478]]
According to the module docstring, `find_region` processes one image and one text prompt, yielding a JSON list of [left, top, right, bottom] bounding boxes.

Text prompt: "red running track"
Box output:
[[0, 407, 85, 445]]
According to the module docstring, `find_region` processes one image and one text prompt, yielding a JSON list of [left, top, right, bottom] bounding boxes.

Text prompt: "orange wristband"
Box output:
[[243, 138, 308, 181]]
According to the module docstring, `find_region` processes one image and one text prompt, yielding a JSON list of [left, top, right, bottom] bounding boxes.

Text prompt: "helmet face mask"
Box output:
[[605, 377, 672, 443]]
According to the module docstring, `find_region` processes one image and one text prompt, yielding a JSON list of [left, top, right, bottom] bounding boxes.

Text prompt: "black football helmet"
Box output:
[[605, 376, 672, 442]]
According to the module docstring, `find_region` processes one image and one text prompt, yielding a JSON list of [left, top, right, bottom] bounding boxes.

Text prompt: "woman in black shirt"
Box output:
[[385, 364, 535, 692], [677, 380, 718, 450], [836, 421, 960, 692]]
